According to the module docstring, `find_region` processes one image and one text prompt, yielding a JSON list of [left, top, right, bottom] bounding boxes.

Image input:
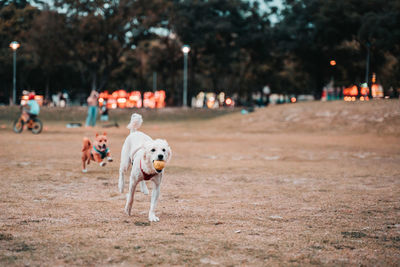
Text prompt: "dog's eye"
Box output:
[[151, 149, 156, 152], [162, 149, 166, 152]]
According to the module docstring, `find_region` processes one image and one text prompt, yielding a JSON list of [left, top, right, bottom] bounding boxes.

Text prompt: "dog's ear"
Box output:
[[166, 145, 172, 162], [95, 132, 99, 137], [103, 132, 107, 136]]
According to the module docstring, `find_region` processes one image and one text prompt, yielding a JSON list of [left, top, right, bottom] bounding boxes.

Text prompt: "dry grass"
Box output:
[[0, 101, 399, 266]]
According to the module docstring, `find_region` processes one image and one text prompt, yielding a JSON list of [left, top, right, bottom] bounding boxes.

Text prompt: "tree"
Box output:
[[53, 0, 169, 94], [275, 0, 400, 98], [170, 0, 273, 103], [0, 1, 40, 102]]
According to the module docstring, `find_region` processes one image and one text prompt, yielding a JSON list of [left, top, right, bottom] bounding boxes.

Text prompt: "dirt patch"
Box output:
[[0, 101, 399, 265]]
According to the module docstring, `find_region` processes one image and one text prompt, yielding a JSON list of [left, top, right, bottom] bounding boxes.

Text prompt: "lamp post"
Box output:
[[9, 41, 20, 105], [330, 60, 336, 100], [365, 42, 370, 85], [181, 45, 190, 107]]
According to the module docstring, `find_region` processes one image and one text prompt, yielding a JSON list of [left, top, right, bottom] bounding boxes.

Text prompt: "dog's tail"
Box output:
[[82, 137, 92, 152], [127, 113, 143, 133]]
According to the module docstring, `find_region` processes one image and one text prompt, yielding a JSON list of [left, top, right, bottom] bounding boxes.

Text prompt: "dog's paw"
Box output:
[[100, 162, 106, 167], [107, 157, 113, 162], [149, 213, 159, 222], [124, 206, 131, 216], [82, 169, 87, 173]]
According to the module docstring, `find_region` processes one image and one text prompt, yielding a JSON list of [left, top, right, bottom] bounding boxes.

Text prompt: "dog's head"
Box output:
[[142, 139, 172, 173], [94, 132, 108, 151]]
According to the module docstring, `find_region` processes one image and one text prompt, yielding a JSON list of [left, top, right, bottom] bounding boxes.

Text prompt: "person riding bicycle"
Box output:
[[24, 93, 40, 121], [13, 92, 43, 134]]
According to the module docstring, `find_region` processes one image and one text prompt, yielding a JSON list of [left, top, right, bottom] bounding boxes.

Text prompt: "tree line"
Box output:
[[0, 0, 399, 105]]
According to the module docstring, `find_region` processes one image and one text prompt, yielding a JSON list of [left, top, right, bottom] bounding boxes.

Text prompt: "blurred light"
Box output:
[[372, 73, 376, 83], [9, 41, 20, 50], [155, 90, 166, 108], [371, 84, 383, 98], [330, 60, 336, 66], [290, 97, 297, 103], [169, 32, 177, 40], [225, 98, 232, 105], [143, 92, 156, 108], [360, 86, 369, 96], [351, 97, 356, 101], [182, 45, 190, 54], [360, 96, 365, 101], [206, 93, 216, 109]]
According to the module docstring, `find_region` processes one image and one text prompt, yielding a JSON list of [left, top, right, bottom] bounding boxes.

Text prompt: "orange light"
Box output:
[[118, 90, 127, 98], [155, 90, 166, 108], [290, 97, 297, 103], [360, 86, 369, 96], [330, 60, 336, 66], [343, 85, 358, 96], [127, 91, 142, 108], [225, 98, 232, 105], [143, 92, 156, 108]]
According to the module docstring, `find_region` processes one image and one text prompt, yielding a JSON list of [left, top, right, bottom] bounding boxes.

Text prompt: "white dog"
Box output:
[[118, 113, 172, 222]]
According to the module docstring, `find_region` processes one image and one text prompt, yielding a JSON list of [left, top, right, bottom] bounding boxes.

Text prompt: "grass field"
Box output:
[[0, 101, 399, 266]]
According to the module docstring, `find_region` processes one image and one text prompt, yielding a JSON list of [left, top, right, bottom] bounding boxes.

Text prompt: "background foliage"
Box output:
[[0, 0, 399, 104]]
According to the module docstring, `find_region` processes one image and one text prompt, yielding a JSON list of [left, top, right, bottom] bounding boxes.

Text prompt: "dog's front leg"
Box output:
[[140, 181, 149, 195], [149, 177, 161, 222], [125, 173, 139, 216], [93, 153, 106, 167], [106, 151, 113, 162]]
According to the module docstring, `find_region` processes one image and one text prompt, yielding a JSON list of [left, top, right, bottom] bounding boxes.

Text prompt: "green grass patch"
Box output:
[[0, 106, 238, 124]]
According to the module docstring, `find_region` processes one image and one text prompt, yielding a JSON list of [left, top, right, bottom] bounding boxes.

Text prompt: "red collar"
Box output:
[[140, 160, 157, 180]]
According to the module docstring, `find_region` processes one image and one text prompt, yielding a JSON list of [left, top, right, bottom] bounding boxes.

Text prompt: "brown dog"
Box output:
[[81, 132, 113, 173]]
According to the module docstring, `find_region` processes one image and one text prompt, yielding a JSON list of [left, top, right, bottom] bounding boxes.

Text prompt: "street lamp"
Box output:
[[329, 59, 336, 100], [9, 41, 20, 105], [181, 45, 190, 107]]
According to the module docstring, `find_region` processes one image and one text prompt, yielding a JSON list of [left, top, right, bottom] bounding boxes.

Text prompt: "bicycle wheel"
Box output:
[[13, 118, 24, 133], [31, 118, 43, 134]]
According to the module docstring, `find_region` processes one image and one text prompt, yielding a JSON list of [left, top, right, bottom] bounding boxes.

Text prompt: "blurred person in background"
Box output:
[[25, 93, 40, 120], [85, 90, 99, 127], [100, 100, 109, 122], [21, 93, 40, 129]]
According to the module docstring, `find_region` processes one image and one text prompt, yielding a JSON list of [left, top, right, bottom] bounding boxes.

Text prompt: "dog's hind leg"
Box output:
[[139, 181, 149, 195], [124, 171, 139, 216], [119, 155, 131, 193], [82, 158, 87, 173]]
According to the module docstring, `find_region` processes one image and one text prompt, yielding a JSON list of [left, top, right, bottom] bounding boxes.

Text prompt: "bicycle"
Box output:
[[13, 108, 43, 134]]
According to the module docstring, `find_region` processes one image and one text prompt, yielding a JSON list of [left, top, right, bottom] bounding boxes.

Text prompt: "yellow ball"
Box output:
[[153, 160, 165, 171]]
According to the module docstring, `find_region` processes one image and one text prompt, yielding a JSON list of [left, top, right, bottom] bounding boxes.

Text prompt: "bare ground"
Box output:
[[0, 101, 399, 266]]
